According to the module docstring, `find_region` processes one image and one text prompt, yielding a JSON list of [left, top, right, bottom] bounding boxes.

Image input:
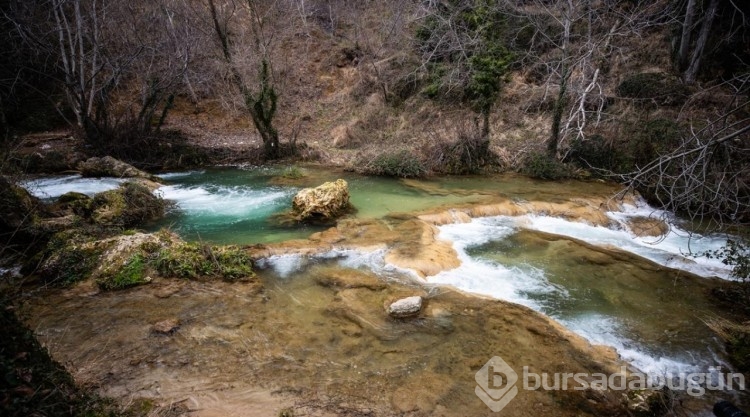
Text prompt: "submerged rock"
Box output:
[[314, 268, 387, 290], [624, 216, 669, 237], [387, 296, 423, 318], [291, 179, 353, 222], [152, 318, 180, 335]]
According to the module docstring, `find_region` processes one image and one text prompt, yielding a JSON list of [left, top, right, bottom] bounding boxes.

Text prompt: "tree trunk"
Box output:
[[676, 0, 697, 71], [547, 64, 569, 158], [547, 2, 572, 158], [684, 0, 719, 84]]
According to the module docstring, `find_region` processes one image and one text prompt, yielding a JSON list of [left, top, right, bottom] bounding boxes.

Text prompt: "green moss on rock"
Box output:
[[34, 230, 103, 286], [91, 182, 166, 228], [97, 253, 149, 290]]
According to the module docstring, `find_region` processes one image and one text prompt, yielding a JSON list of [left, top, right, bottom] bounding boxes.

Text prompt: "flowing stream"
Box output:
[[19, 166, 747, 414]]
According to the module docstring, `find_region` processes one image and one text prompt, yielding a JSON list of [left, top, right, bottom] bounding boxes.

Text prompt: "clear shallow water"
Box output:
[[152, 166, 485, 244]]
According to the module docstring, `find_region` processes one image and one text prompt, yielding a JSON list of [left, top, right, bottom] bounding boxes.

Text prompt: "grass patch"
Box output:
[[154, 242, 254, 281]]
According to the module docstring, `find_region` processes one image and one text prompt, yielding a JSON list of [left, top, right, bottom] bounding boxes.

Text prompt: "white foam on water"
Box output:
[[523, 203, 732, 279], [256, 254, 306, 278], [158, 170, 205, 179], [259, 248, 420, 281], [425, 200, 736, 377], [560, 314, 701, 376], [20, 175, 126, 199], [157, 184, 292, 218], [429, 217, 567, 310]]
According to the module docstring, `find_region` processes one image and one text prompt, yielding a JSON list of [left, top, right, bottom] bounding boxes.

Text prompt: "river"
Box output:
[[19, 165, 746, 416]]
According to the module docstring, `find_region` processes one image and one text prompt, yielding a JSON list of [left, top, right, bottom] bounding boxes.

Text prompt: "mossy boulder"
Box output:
[[291, 179, 353, 223], [48, 192, 92, 217], [35, 229, 254, 290], [34, 229, 105, 286], [86, 231, 179, 290], [90, 182, 167, 227]]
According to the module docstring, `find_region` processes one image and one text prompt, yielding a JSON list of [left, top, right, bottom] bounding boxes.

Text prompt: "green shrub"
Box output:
[[424, 121, 499, 175], [212, 246, 255, 281], [367, 150, 427, 178], [415, 1, 513, 112], [522, 152, 573, 180], [154, 242, 212, 279], [616, 73, 690, 106], [701, 239, 750, 281]]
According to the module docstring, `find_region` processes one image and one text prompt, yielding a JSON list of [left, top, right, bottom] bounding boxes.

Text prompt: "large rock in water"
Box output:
[[78, 156, 154, 180], [90, 182, 167, 227], [291, 179, 352, 222]]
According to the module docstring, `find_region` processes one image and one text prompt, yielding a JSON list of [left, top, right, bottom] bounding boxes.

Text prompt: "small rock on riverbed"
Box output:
[[152, 318, 180, 335], [387, 296, 423, 318]]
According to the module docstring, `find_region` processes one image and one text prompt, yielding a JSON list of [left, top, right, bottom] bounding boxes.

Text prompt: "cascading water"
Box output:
[[427, 203, 733, 377], [21, 175, 126, 199]]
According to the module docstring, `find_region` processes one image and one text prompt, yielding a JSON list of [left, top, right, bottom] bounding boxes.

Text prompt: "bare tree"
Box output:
[[207, 0, 282, 159], [6, 0, 193, 151], [618, 74, 750, 226], [676, 0, 749, 84], [513, 0, 678, 157]]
